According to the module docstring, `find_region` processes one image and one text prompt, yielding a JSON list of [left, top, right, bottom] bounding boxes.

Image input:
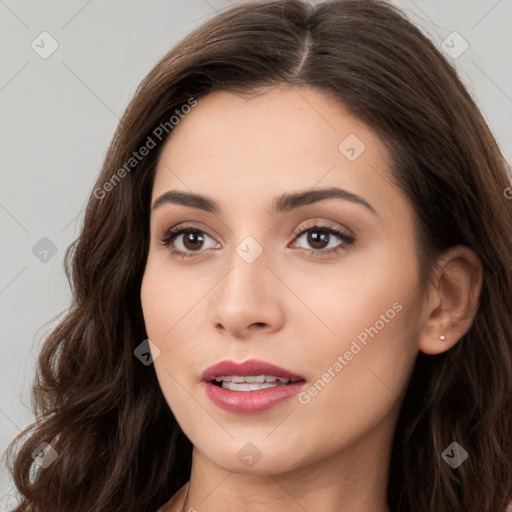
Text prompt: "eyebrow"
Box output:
[[151, 187, 379, 217]]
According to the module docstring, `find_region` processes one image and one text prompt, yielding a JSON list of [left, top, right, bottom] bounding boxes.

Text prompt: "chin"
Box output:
[[194, 437, 309, 476]]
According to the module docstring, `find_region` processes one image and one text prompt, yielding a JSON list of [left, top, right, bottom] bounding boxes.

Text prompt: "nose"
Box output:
[[209, 250, 284, 340]]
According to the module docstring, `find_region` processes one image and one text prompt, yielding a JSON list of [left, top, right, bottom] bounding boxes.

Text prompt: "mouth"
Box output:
[[201, 358, 306, 412]]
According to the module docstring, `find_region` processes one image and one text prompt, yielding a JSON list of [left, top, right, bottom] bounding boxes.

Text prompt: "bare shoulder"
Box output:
[[156, 483, 189, 512]]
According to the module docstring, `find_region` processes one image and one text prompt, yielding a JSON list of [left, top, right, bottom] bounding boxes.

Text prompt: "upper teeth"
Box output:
[[214, 375, 290, 384]]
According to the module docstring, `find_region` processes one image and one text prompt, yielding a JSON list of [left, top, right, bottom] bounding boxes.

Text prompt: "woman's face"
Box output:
[[141, 86, 426, 476]]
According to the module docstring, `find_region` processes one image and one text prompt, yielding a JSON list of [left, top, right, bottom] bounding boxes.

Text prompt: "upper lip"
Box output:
[[201, 358, 306, 382]]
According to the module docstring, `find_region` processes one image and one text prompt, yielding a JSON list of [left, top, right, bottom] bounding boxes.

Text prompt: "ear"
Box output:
[[418, 245, 483, 355]]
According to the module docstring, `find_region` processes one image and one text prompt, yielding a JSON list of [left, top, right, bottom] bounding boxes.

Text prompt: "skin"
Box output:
[[140, 85, 483, 512]]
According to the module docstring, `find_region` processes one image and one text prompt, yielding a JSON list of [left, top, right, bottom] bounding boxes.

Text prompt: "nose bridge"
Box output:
[[221, 203, 273, 269], [224, 231, 270, 298], [209, 226, 283, 335]]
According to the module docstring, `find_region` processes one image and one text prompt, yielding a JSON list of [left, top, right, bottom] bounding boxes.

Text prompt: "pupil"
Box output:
[[184, 231, 203, 250], [309, 230, 328, 249]]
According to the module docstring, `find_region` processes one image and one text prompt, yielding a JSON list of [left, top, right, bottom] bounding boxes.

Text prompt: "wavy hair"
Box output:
[[4, 0, 512, 510]]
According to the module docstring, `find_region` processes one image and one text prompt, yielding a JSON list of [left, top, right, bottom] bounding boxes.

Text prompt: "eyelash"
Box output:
[[158, 222, 355, 259]]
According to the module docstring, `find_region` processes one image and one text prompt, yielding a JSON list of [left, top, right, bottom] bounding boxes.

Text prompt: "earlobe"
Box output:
[[418, 245, 483, 355]]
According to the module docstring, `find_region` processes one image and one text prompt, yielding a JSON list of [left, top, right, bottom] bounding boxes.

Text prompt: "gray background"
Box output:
[[1, 0, 511, 507]]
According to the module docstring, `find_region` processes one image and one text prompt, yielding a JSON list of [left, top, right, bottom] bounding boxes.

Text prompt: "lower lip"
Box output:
[[203, 381, 306, 413]]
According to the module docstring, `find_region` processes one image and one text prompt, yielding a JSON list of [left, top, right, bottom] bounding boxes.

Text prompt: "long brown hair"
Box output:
[[4, 1, 512, 510]]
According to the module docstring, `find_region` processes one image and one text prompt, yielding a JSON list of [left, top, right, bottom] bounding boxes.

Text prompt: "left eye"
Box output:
[[289, 223, 355, 257], [292, 224, 354, 254]]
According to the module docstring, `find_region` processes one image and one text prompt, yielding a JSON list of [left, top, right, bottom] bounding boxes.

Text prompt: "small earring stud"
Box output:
[[440, 335, 446, 340]]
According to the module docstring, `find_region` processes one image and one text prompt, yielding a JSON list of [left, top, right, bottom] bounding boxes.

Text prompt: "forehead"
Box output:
[[151, 86, 403, 221]]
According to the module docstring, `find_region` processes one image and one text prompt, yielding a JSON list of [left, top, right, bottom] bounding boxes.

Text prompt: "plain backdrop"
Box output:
[[1, 0, 511, 506]]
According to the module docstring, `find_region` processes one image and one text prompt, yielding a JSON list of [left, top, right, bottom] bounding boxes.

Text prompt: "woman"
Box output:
[[4, 1, 512, 511]]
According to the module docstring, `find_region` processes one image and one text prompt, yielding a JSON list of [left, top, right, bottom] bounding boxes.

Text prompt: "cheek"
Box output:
[[291, 244, 418, 348], [140, 260, 203, 405], [294, 254, 421, 427], [300, 294, 418, 396], [331, 257, 421, 386], [140, 257, 189, 339], [291, 299, 420, 457]]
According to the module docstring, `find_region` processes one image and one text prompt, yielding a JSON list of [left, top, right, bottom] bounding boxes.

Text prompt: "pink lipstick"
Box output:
[[201, 358, 306, 414]]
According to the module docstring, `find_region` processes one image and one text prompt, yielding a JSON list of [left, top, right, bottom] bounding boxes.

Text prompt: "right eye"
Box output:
[[159, 224, 218, 258]]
